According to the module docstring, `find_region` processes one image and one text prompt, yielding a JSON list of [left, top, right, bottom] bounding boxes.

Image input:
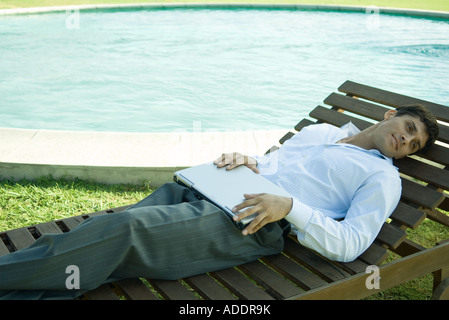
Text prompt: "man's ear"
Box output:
[[384, 109, 397, 120]]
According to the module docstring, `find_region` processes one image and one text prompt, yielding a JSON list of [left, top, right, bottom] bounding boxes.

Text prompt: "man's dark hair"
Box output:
[[395, 104, 439, 153]]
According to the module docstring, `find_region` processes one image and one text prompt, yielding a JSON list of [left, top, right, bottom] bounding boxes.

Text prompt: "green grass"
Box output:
[[0, 177, 151, 231], [1, 0, 448, 11]]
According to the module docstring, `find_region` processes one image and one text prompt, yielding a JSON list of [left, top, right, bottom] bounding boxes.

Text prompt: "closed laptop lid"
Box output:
[[174, 162, 291, 225]]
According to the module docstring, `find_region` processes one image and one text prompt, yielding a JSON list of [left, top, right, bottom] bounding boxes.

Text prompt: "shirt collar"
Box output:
[[338, 122, 394, 164]]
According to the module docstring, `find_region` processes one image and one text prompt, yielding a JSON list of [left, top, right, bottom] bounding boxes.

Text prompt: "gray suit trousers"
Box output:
[[0, 183, 285, 299]]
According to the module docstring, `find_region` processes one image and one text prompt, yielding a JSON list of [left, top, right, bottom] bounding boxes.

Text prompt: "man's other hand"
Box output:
[[213, 152, 259, 174]]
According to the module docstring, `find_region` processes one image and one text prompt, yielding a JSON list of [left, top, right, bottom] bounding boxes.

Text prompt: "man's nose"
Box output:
[[401, 133, 412, 145]]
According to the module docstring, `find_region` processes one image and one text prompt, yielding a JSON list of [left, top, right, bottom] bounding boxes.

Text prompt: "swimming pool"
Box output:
[[1, 7, 448, 133]]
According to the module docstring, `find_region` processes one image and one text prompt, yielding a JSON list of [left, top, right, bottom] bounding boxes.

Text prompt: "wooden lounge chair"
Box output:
[[1, 80, 448, 300]]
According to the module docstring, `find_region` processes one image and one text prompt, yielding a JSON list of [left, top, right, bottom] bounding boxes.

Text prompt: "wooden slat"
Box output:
[[57, 215, 85, 231], [86, 205, 130, 218], [264, 145, 279, 155], [376, 222, 407, 249], [337, 258, 369, 275], [390, 202, 426, 229], [424, 207, 449, 228], [422, 143, 449, 167], [211, 268, 275, 300], [262, 254, 327, 290], [116, 278, 159, 300], [283, 238, 350, 282], [184, 274, 237, 300], [338, 80, 449, 122], [354, 242, 388, 266], [436, 125, 449, 144], [394, 157, 449, 190], [104, 205, 132, 214], [310, 105, 372, 130], [401, 178, 445, 209], [439, 197, 449, 211], [5, 228, 35, 251], [239, 260, 302, 299], [86, 210, 106, 218], [324, 92, 389, 121], [35, 221, 64, 236], [0, 238, 10, 256], [82, 283, 120, 300], [279, 131, 295, 144], [148, 279, 199, 300], [358, 243, 389, 266], [294, 118, 316, 132], [392, 239, 426, 258]]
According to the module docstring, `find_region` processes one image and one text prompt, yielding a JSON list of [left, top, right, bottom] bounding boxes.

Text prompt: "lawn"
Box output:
[[0, 177, 151, 231], [1, 0, 449, 11]]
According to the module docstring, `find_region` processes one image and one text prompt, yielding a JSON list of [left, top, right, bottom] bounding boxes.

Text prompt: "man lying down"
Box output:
[[0, 104, 439, 299]]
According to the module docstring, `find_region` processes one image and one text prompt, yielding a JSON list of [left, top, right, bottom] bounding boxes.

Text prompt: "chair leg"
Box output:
[[432, 277, 449, 300], [432, 256, 449, 301]]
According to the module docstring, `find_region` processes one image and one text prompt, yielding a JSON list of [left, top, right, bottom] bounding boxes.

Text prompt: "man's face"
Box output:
[[374, 110, 429, 159]]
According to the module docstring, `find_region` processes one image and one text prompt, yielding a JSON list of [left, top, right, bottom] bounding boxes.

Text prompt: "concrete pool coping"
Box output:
[[0, 3, 449, 19], [1, 2, 448, 186], [0, 127, 290, 187]]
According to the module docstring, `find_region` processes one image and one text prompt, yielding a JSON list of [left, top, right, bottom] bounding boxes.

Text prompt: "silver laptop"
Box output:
[[173, 162, 291, 229]]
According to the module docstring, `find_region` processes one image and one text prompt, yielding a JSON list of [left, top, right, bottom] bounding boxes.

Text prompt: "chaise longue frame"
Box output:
[[1, 80, 448, 300]]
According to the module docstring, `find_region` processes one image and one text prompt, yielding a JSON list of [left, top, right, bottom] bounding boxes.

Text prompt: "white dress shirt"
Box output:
[[255, 123, 402, 262]]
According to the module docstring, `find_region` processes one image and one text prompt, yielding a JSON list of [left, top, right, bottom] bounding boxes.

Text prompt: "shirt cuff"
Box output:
[[285, 198, 314, 230]]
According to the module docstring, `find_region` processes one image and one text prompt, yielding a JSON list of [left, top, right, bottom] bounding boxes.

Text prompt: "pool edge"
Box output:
[[0, 127, 290, 187], [0, 3, 448, 19]]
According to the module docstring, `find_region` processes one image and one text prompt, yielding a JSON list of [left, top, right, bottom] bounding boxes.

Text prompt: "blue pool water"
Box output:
[[1, 8, 448, 133]]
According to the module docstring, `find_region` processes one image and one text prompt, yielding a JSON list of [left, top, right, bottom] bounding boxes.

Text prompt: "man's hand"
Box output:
[[232, 193, 292, 235], [214, 152, 259, 174]]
